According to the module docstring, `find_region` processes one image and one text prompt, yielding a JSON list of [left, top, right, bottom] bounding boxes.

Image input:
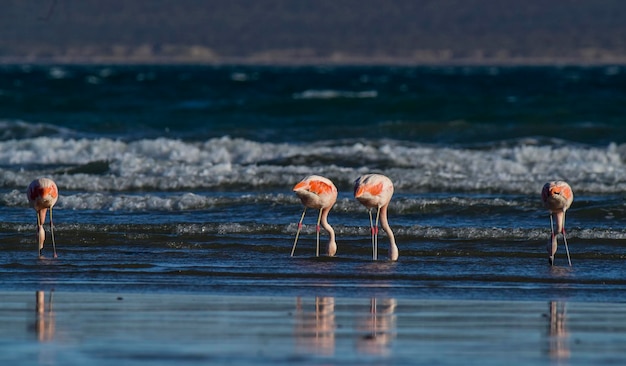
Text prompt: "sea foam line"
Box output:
[[1, 136, 626, 193]]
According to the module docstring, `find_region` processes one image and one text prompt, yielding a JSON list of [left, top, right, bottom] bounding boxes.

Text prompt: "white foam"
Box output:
[[2, 136, 625, 194]]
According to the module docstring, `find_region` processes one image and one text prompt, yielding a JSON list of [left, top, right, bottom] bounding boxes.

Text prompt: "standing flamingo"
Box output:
[[291, 175, 338, 257], [541, 181, 573, 266], [27, 178, 58, 258], [354, 174, 398, 261]]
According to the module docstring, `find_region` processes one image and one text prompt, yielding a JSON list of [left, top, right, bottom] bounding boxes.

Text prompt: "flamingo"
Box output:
[[27, 178, 58, 258], [541, 181, 573, 266], [354, 174, 398, 261], [291, 175, 338, 257]]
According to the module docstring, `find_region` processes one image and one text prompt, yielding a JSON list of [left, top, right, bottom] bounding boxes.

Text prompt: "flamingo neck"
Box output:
[[320, 207, 337, 256], [554, 211, 565, 233], [379, 205, 398, 260]]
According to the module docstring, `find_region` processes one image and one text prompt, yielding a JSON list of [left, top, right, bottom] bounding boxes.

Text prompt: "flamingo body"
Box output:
[[27, 178, 58, 258], [541, 181, 573, 266], [292, 175, 338, 257], [354, 174, 397, 261]]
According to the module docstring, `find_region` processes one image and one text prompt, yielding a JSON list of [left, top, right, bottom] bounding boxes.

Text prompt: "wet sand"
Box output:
[[1, 291, 626, 365]]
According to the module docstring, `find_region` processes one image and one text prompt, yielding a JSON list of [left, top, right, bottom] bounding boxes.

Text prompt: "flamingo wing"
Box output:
[[308, 180, 336, 196]]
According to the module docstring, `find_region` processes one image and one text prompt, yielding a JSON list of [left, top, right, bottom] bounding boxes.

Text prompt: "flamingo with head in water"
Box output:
[[354, 174, 398, 261], [541, 180, 573, 266], [291, 175, 338, 257], [27, 178, 58, 258]]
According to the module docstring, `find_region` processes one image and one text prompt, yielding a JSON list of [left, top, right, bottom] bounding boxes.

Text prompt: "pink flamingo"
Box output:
[[291, 175, 338, 257], [27, 178, 59, 258], [354, 174, 398, 261], [541, 181, 573, 266]]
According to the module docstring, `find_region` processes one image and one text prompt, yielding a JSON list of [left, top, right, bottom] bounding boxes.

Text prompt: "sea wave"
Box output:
[[0, 120, 80, 141], [4, 221, 626, 243], [1, 135, 626, 194]]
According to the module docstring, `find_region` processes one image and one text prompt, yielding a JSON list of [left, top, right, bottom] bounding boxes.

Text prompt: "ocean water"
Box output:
[[3, 64, 626, 365], [0, 64, 626, 301]]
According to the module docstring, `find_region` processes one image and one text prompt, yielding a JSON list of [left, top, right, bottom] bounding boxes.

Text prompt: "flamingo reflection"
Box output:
[[34, 290, 55, 342], [547, 301, 570, 361], [294, 297, 336, 355], [356, 298, 397, 356]]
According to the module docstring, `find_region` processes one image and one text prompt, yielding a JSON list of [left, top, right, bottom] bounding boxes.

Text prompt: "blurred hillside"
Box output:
[[2, 0, 626, 65]]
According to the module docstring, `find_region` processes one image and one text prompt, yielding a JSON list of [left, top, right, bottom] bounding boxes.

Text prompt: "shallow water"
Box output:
[[2, 291, 626, 365], [1, 223, 625, 303]]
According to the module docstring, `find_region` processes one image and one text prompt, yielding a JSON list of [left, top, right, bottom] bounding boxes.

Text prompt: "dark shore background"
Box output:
[[2, 0, 626, 65]]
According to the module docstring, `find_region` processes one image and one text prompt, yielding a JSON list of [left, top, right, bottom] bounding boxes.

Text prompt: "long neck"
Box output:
[[379, 205, 398, 260], [554, 211, 565, 233], [320, 207, 337, 256]]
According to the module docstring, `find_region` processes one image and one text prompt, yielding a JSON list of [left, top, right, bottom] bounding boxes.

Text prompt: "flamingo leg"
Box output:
[[36, 209, 47, 258], [315, 208, 322, 257], [368, 210, 375, 260], [374, 207, 381, 261], [49, 208, 57, 258], [548, 214, 557, 265], [291, 208, 307, 257], [561, 213, 572, 267]]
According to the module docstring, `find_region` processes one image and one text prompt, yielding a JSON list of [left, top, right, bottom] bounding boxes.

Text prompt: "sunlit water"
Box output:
[[2, 291, 626, 365]]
